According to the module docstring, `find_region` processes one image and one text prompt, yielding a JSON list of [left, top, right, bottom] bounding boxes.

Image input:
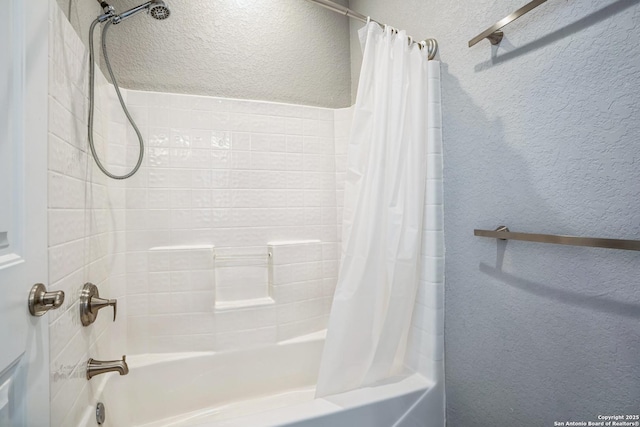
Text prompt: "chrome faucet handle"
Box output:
[[28, 283, 65, 316], [80, 283, 117, 326], [90, 296, 117, 322]]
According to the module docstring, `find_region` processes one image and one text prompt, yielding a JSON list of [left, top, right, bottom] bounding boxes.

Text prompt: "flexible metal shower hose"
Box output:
[[88, 18, 144, 180]]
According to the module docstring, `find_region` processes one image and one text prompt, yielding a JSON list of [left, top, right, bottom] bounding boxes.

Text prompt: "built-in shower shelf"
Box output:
[[215, 297, 275, 311]]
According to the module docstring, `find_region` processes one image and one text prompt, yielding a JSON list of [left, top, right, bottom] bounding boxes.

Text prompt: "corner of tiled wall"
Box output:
[[406, 73, 445, 384]]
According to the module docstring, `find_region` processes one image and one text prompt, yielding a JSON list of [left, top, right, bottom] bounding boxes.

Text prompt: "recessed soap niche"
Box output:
[[0, 231, 8, 250], [214, 240, 324, 311], [214, 246, 272, 310]]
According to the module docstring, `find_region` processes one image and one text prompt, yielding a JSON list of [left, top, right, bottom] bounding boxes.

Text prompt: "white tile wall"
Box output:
[[48, 2, 126, 425], [126, 240, 331, 353], [333, 107, 352, 243], [269, 241, 331, 342], [127, 245, 217, 353], [120, 91, 341, 354]]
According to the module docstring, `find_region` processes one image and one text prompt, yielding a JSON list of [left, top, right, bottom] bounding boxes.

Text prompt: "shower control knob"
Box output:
[[28, 283, 65, 316], [80, 283, 118, 326]]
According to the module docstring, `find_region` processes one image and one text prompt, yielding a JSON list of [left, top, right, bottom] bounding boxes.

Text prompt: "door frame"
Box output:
[[21, 0, 50, 425]]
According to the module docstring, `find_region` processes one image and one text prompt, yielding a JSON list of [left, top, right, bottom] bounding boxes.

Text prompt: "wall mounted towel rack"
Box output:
[[474, 226, 640, 251], [468, 0, 549, 47]]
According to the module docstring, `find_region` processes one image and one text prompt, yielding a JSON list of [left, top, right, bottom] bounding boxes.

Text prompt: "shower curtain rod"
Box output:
[[305, 0, 438, 60]]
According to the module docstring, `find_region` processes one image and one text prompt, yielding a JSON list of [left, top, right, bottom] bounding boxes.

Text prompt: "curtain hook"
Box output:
[[408, 36, 413, 46], [366, 16, 371, 25]]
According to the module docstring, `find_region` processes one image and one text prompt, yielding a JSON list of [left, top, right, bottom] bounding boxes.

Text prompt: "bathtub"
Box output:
[[82, 331, 444, 427]]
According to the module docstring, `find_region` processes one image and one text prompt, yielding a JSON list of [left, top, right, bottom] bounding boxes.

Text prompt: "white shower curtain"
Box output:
[[316, 22, 442, 397]]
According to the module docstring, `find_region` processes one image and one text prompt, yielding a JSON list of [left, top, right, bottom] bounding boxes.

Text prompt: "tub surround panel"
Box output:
[[125, 239, 334, 353], [120, 91, 341, 354], [48, 2, 127, 426]]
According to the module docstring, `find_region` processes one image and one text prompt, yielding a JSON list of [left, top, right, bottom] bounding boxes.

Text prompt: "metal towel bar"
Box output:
[[474, 226, 640, 252], [468, 0, 549, 47]]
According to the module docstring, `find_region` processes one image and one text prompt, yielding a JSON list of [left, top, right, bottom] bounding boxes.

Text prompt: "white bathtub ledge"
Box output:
[[278, 329, 327, 346], [324, 373, 434, 409], [209, 399, 341, 427], [209, 373, 433, 427]]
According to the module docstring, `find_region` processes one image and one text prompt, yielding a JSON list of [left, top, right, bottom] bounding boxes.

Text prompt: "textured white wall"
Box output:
[[350, 0, 640, 425], [58, 0, 352, 108]]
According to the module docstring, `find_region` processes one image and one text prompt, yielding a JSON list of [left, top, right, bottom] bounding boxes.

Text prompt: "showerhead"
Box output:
[[110, 0, 171, 24], [149, 0, 171, 20]]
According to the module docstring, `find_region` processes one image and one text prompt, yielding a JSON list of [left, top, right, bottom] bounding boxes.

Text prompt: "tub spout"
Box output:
[[87, 355, 129, 380]]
